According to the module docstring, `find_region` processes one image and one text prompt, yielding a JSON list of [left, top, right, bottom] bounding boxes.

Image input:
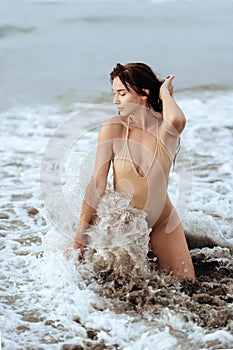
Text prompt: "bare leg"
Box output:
[[150, 219, 195, 281]]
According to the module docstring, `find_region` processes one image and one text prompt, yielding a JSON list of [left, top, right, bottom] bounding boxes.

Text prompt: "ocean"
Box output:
[[0, 0, 233, 349]]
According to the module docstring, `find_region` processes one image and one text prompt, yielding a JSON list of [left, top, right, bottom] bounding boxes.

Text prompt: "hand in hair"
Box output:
[[159, 75, 175, 99]]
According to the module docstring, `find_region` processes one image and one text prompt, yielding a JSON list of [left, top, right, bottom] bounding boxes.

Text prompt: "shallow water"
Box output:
[[0, 89, 233, 349], [1, 0, 233, 347]]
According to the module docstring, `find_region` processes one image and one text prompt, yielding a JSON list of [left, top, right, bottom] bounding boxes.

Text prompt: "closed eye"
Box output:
[[112, 89, 127, 96]]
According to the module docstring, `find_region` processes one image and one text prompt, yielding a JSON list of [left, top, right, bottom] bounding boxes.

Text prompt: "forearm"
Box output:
[[159, 76, 186, 134], [74, 202, 95, 244], [75, 176, 107, 241]]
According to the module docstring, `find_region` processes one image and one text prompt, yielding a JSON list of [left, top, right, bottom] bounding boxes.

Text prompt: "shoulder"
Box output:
[[99, 115, 126, 139], [102, 114, 122, 125], [102, 114, 126, 126]]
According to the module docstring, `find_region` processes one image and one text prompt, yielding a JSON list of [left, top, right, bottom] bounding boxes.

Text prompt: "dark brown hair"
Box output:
[[110, 62, 164, 112]]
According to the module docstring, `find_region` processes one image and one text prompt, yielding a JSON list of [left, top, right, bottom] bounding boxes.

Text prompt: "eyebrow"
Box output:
[[112, 88, 127, 92]]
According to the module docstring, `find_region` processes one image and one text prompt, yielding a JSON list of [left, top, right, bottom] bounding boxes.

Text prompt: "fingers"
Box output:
[[63, 241, 85, 260], [63, 242, 73, 259], [78, 245, 84, 260], [78, 251, 83, 260], [166, 74, 175, 81], [164, 75, 175, 96]]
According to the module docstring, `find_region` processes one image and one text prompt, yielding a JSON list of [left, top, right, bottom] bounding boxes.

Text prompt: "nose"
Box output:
[[113, 93, 120, 104]]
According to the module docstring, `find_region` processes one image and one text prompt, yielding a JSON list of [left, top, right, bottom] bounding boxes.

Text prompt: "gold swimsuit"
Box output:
[[113, 116, 174, 229]]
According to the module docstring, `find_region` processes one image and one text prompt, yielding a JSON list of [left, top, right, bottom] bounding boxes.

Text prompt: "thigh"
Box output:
[[150, 221, 195, 281]]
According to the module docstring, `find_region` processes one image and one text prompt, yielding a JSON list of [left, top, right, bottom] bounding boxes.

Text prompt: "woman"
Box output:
[[65, 62, 195, 281]]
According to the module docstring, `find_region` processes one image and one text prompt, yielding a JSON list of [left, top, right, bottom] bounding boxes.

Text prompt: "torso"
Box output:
[[110, 114, 179, 228]]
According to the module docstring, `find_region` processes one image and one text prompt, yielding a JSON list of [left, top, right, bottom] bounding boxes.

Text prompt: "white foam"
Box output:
[[1, 91, 233, 349]]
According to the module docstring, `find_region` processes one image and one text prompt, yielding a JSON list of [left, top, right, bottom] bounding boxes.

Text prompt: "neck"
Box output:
[[129, 107, 158, 130]]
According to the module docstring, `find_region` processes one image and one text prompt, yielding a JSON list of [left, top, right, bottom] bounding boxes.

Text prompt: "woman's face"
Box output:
[[112, 77, 147, 116]]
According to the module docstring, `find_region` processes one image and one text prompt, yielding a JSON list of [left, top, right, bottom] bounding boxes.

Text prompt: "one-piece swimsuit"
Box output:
[[113, 115, 174, 228]]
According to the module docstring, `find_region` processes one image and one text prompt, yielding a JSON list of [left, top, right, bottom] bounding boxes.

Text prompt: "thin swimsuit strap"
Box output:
[[125, 115, 132, 140], [125, 114, 159, 142]]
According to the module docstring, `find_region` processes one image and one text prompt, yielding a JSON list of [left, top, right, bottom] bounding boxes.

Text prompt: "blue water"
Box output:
[[0, 0, 233, 109]]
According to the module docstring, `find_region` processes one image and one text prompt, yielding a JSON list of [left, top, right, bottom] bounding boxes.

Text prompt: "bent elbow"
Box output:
[[171, 114, 186, 134], [179, 115, 186, 132]]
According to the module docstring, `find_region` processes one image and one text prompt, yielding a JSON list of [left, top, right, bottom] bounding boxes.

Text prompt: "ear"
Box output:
[[141, 88, 149, 100]]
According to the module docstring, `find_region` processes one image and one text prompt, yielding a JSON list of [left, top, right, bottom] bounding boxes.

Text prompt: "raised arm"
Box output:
[[159, 75, 186, 134], [65, 122, 113, 258]]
